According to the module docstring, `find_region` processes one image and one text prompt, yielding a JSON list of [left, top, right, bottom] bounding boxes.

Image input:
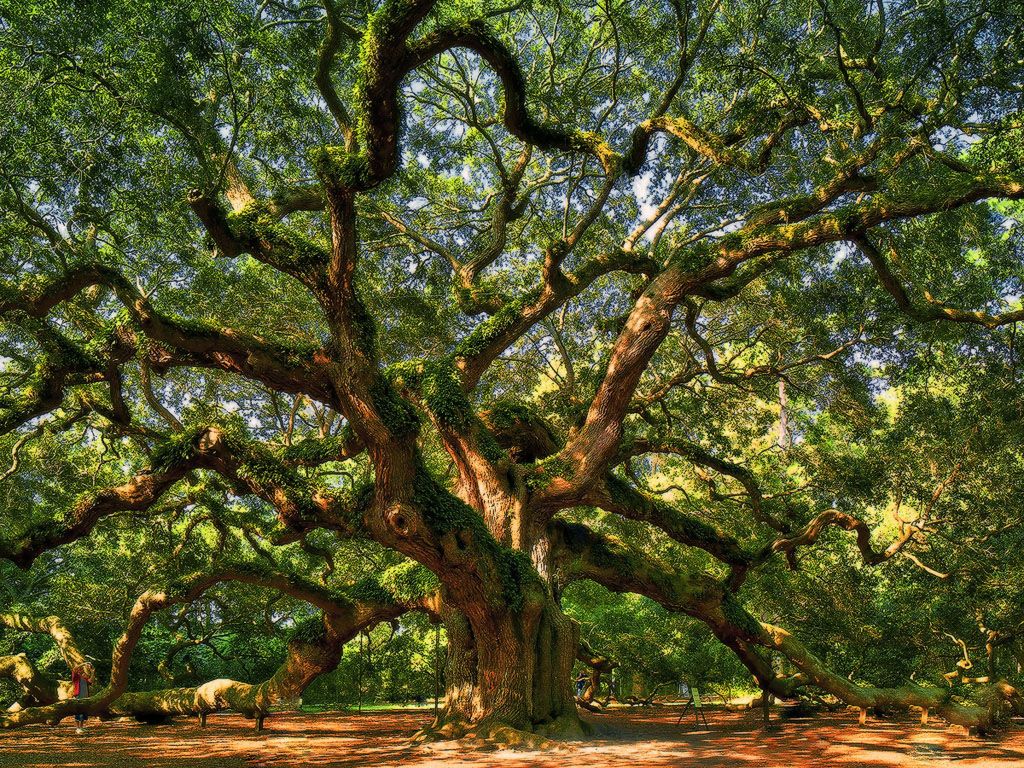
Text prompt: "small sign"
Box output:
[[675, 683, 709, 727]]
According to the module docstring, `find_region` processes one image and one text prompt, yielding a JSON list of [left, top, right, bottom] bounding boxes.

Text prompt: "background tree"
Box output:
[[1, 0, 1023, 744]]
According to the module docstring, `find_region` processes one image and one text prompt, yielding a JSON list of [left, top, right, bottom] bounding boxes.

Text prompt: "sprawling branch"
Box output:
[[0, 573, 223, 727], [551, 519, 1023, 730], [626, 111, 810, 175], [533, 166, 1024, 507], [0, 653, 66, 711], [854, 232, 1024, 328], [549, 519, 731, 621], [0, 331, 109, 435], [617, 438, 785, 531], [186, 191, 331, 282], [330, 2, 616, 191], [0, 263, 337, 406], [759, 623, 1023, 729], [577, 475, 754, 567], [0, 613, 88, 671], [0, 613, 87, 711], [0, 563, 439, 728], [0, 424, 373, 568], [0, 452, 203, 568], [770, 508, 918, 569]]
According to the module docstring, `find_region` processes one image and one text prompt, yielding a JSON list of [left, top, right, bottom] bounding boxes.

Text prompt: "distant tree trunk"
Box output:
[[777, 379, 789, 450]]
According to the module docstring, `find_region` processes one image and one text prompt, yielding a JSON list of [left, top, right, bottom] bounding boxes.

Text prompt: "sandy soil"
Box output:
[[0, 706, 1021, 768]]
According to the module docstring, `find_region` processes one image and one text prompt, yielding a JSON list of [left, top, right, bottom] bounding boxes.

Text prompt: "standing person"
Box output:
[[575, 671, 589, 699], [71, 663, 95, 734]]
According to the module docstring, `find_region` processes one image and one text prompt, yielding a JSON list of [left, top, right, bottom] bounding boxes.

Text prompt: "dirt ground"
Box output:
[[1, 707, 1022, 768]]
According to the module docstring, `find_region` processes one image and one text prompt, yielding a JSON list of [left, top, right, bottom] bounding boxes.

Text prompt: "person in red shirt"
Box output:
[[71, 663, 95, 734]]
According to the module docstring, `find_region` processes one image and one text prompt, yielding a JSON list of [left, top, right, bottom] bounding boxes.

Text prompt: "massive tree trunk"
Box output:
[[396, 412, 587, 746], [424, 595, 582, 746]]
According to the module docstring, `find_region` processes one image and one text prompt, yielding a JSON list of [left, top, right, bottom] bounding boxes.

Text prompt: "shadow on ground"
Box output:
[[0, 707, 1021, 767]]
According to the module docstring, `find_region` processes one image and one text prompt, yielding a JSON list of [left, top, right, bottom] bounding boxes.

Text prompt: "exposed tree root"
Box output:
[[412, 715, 582, 750]]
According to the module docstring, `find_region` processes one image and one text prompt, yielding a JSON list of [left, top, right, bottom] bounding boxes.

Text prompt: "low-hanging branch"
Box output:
[[549, 518, 1023, 730], [0, 613, 90, 711], [0, 561, 439, 729], [0, 613, 88, 671], [0, 571, 231, 728]]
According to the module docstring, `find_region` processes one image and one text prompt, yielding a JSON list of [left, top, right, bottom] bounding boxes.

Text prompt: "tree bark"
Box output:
[[0, 613, 85, 711], [421, 595, 582, 746], [0, 654, 67, 711]]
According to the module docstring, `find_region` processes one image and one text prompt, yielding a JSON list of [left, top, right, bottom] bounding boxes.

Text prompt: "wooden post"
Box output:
[[920, 708, 929, 725], [859, 707, 867, 726], [433, 622, 440, 716], [357, 632, 364, 713]]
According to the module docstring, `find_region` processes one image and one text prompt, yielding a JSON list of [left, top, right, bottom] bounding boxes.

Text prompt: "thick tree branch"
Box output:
[[537, 168, 1024, 505], [315, 0, 357, 148], [576, 475, 754, 567], [0, 453, 202, 568], [551, 519, 1022, 730], [0, 563, 438, 728], [0, 613, 88, 672], [0, 424, 373, 568], [854, 232, 1024, 328], [0, 263, 338, 406]]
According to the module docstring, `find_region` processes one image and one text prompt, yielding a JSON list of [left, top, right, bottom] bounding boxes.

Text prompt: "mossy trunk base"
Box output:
[[415, 600, 585, 747]]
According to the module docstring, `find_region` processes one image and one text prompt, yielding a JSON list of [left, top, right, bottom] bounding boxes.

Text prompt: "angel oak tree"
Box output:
[[2, 0, 1024, 745]]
